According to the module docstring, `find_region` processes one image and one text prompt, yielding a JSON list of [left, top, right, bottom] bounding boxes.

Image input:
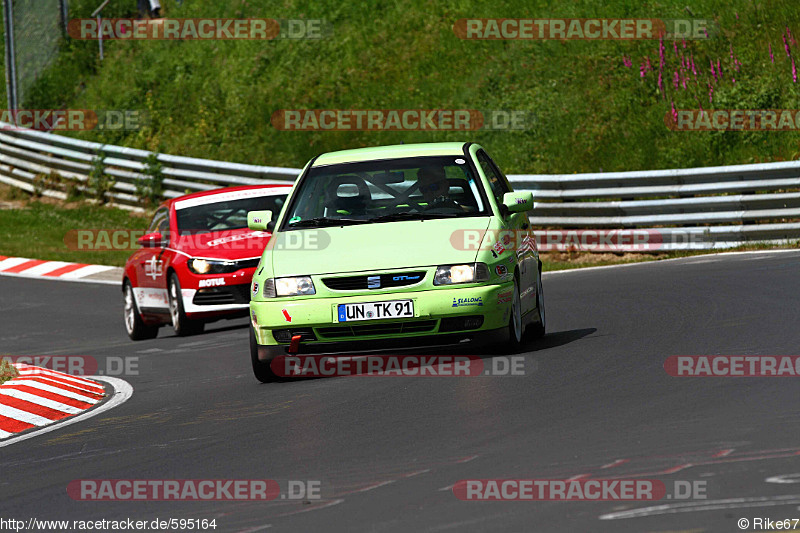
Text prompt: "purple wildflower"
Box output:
[[794, 57, 798, 83], [770, 43, 774, 63], [785, 35, 791, 57]]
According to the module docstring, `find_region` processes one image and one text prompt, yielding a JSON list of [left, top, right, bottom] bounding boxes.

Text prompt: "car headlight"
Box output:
[[188, 258, 239, 275], [433, 263, 490, 285], [273, 276, 316, 296]]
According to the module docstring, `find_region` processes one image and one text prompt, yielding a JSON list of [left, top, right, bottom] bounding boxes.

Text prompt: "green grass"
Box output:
[[12, 0, 800, 174], [0, 200, 148, 266], [0, 358, 18, 384]]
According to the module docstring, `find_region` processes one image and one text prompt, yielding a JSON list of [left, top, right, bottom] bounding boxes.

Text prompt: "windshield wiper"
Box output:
[[287, 216, 368, 228]]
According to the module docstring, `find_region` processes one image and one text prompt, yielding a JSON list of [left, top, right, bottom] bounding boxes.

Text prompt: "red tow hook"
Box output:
[[288, 334, 302, 355]]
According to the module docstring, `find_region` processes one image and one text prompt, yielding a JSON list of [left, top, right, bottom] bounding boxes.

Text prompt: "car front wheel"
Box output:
[[250, 325, 280, 383], [168, 273, 204, 336]]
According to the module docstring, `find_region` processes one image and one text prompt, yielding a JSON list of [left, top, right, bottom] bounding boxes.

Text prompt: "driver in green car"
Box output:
[[417, 166, 468, 211]]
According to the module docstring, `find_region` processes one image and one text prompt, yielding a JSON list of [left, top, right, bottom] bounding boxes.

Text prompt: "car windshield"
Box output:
[[176, 194, 286, 234], [280, 156, 489, 230]]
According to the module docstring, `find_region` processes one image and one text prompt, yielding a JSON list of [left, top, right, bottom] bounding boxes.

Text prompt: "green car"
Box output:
[[247, 142, 545, 382]]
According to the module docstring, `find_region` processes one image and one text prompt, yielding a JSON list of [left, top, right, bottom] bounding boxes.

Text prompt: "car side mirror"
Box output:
[[248, 210, 274, 232], [137, 232, 163, 248], [502, 192, 534, 214]]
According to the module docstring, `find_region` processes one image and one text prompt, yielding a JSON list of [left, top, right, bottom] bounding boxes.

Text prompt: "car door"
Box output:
[[134, 207, 170, 312], [477, 149, 537, 316]]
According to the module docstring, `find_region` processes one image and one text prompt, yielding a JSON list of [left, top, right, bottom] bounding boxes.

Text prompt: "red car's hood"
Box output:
[[172, 228, 271, 260]]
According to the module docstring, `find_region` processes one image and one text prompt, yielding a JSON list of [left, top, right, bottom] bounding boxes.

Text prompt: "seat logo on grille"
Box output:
[[367, 276, 381, 289]]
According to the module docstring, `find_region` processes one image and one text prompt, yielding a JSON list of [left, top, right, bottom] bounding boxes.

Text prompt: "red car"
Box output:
[[122, 185, 291, 340]]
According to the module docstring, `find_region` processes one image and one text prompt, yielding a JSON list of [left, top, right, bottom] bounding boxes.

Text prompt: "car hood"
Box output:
[[172, 228, 271, 260], [270, 217, 492, 276]]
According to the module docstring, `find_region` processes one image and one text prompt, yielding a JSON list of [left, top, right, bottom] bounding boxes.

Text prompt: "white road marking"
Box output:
[[599, 495, 800, 520], [601, 459, 629, 469], [60, 264, 115, 279], [0, 257, 33, 271], [0, 404, 53, 425], [766, 474, 800, 484], [19, 261, 71, 276], [353, 480, 395, 493], [0, 376, 132, 447], [0, 389, 82, 414], [20, 374, 104, 395], [16, 368, 104, 391], [6, 379, 100, 403]]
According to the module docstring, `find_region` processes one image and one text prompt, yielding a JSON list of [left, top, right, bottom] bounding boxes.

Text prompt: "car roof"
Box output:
[[160, 184, 292, 211], [312, 142, 468, 167]]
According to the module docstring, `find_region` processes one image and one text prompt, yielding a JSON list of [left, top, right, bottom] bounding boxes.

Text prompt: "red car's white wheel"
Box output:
[[168, 273, 205, 337]]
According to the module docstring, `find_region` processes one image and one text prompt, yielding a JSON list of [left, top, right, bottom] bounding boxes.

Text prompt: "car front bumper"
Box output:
[[250, 282, 514, 349]]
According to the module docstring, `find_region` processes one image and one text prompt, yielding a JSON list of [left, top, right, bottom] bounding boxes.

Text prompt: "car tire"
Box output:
[[250, 325, 280, 383], [527, 265, 546, 339], [168, 273, 205, 337], [503, 276, 524, 353], [123, 281, 159, 341]]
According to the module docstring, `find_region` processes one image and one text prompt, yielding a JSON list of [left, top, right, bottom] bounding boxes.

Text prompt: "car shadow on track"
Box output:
[[521, 327, 597, 353], [259, 328, 599, 383]]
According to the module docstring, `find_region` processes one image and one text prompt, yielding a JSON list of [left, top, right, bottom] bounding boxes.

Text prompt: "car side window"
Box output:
[[148, 207, 168, 233], [477, 150, 511, 203]]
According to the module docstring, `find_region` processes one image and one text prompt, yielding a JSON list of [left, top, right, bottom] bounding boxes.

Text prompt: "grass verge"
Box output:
[[0, 189, 149, 267], [0, 358, 18, 384]]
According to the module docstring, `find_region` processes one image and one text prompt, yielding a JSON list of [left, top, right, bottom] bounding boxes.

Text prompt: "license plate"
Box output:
[[337, 300, 414, 322]]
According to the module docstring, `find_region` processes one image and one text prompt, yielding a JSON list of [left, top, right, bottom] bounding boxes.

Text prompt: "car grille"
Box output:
[[316, 320, 436, 339], [322, 271, 426, 291], [192, 284, 250, 305]]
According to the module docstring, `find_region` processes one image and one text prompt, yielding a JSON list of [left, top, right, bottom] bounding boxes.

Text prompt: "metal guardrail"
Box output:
[[1, 123, 799, 250], [0, 123, 300, 209]]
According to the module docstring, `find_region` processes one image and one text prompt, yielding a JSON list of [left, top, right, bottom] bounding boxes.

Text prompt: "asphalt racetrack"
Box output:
[[3, 250, 800, 532]]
